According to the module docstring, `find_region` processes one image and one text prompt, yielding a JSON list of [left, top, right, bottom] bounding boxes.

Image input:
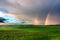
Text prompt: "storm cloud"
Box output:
[[0, 0, 60, 25]]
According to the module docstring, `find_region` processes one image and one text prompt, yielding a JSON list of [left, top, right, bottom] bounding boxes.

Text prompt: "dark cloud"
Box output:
[[0, 0, 60, 24]]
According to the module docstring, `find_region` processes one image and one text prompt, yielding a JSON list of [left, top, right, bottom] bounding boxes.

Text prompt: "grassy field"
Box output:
[[0, 25, 60, 40]]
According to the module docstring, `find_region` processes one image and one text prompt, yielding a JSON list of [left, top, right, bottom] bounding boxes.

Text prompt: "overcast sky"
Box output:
[[0, 0, 60, 25]]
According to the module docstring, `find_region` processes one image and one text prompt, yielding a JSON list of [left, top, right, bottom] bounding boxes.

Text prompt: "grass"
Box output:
[[0, 25, 60, 40]]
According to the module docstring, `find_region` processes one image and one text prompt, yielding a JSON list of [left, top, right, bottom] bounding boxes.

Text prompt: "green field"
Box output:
[[0, 25, 60, 40]]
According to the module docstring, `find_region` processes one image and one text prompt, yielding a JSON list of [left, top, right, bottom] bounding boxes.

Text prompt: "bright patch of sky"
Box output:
[[0, 9, 21, 23]]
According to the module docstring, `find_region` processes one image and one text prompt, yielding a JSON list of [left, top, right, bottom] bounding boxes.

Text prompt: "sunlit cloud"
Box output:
[[0, 0, 60, 25]]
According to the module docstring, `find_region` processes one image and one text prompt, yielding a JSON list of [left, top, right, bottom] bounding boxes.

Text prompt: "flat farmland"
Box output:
[[0, 25, 60, 40]]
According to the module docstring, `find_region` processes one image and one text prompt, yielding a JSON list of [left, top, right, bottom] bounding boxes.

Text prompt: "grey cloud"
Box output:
[[0, 0, 60, 24]]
